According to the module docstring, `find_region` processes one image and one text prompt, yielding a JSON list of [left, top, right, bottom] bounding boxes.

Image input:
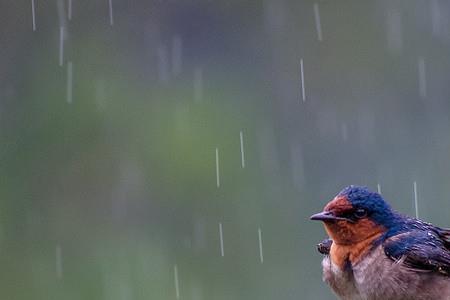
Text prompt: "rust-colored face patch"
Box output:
[[324, 218, 383, 245], [319, 195, 386, 269], [324, 196, 353, 215], [321, 195, 384, 244]]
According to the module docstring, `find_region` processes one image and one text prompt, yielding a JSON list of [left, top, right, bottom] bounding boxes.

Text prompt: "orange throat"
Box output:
[[324, 220, 385, 269]]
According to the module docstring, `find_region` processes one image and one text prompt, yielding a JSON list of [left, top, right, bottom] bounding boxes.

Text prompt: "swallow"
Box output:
[[310, 185, 450, 300]]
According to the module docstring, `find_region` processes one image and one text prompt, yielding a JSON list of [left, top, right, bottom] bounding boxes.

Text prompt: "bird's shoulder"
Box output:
[[383, 219, 450, 276]]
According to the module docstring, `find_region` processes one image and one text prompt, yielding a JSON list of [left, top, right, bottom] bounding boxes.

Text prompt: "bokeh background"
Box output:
[[2, 1, 450, 299]]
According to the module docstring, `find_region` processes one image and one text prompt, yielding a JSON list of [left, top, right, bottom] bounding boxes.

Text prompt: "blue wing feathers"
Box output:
[[383, 222, 450, 276]]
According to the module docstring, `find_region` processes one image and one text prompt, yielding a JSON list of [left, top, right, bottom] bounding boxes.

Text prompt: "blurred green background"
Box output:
[[2, 0, 450, 299]]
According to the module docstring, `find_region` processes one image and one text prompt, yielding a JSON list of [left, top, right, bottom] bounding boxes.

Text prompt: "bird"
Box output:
[[310, 185, 450, 300]]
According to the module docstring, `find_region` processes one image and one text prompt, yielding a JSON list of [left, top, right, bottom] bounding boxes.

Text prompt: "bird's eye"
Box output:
[[354, 208, 367, 219]]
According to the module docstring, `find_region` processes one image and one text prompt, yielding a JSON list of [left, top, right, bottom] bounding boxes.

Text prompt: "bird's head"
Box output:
[[311, 186, 396, 245]]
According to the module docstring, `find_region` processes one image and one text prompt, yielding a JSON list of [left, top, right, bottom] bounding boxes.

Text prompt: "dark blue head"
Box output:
[[337, 185, 396, 227], [311, 185, 399, 244]]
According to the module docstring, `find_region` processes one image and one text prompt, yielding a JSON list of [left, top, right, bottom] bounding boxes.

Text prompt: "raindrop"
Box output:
[[377, 183, 382, 194], [413, 181, 419, 218], [67, 0, 72, 20], [31, 0, 36, 31], [108, 0, 114, 26], [239, 131, 245, 168], [219, 222, 224, 257], [174, 264, 180, 299], [313, 3, 323, 42], [300, 58, 306, 102], [59, 26, 64, 67], [215, 148, 220, 188], [431, 0, 441, 36], [258, 228, 264, 264]]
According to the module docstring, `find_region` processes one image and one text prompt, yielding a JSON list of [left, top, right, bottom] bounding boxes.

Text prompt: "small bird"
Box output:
[[310, 185, 450, 300]]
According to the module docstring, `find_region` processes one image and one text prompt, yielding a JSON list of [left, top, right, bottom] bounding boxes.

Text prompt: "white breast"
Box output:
[[322, 255, 362, 300], [322, 245, 450, 300]]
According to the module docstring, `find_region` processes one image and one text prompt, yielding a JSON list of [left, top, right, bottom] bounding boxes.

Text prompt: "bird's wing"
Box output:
[[436, 227, 450, 249], [383, 230, 450, 276]]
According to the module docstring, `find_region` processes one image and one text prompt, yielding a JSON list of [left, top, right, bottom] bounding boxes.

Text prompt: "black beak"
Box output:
[[310, 211, 350, 222]]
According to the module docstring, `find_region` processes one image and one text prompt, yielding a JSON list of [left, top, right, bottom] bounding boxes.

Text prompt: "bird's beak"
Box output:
[[310, 211, 349, 222]]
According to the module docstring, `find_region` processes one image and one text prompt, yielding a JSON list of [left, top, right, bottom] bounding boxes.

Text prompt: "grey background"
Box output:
[[2, 1, 450, 299]]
